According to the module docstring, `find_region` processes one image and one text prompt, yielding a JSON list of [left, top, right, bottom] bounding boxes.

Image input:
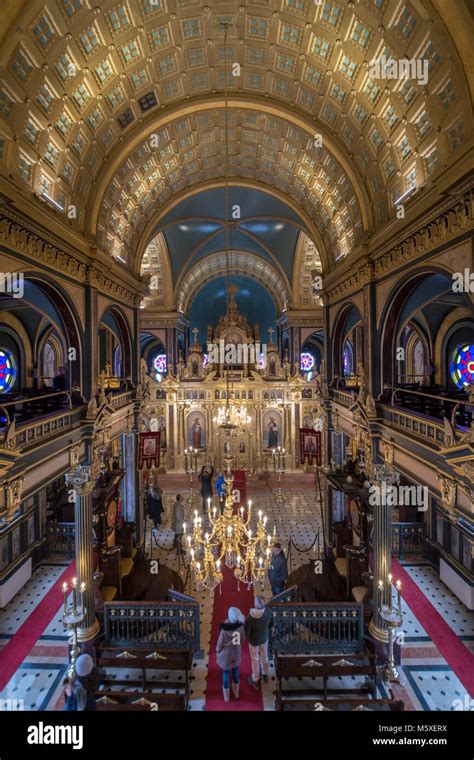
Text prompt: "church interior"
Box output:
[[0, 0, 473, 728]]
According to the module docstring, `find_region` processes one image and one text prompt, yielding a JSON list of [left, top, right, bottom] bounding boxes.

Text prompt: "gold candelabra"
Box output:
[[272, 446, 286, 504], [183, 458, 273, 591], [378, 574, 403, 683], [62, 577, 87, 678], [184, 447, 198, 507]]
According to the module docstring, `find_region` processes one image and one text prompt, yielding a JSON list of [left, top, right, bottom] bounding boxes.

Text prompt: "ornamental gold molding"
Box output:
[[0, 213, 140, 306], [1, 475, 24, 525], [326, 188, 474, 304]]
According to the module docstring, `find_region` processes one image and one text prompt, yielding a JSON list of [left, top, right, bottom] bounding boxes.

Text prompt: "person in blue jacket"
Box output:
[[268, 542, 289, 596], [215, 470, 227, 513]]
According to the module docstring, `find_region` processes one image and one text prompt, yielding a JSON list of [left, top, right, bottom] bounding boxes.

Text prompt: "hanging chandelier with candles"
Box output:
[[213, 386, 252, 434], [183, 459, 273, 591]]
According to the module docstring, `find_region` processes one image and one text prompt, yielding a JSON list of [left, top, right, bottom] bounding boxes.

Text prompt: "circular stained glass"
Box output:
[[450, 344, 474, 389], [0, 349, 16, 393], [153, 354, 167, 375], [300, 352, 315, 372]]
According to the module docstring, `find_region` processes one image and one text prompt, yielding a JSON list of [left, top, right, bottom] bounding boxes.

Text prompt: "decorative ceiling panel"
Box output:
[[0, 0, 470, 271]]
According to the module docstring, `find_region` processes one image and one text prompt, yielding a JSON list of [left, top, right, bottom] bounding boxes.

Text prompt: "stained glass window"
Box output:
[[153, 354, 167, 381], [450, 344, 474, 389], [300, 352, 315, 372], [343, 340, 353, 376], [0, 349, 16, 392]]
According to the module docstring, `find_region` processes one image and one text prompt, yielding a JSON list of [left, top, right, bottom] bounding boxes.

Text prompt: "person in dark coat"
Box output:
[[245, 596, 273, 689], [216, 607, 246, 702], [268, 543, 288, 596], [198, 460, 214, 513], [75, 654, 105, 711], [52, 366, 66, 392], [147, 484, 164, 529]]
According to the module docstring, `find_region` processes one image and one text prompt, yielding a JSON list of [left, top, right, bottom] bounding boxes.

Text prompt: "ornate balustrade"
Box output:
[[5, 411, 76, 451], [108, 391, 135, 410], [46, 521, 75, 559], [103, 600, 201, 655], [392, 522, 425, 559], [380, 405, 450, 447], [330, 389, 355, 408], [268, 601, 364, 656]]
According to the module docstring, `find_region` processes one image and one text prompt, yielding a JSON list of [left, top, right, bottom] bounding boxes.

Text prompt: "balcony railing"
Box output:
[[331, 388, 355, 408], [391, 522, 425, 559], [268, 601, 364, 656], [107, 390, 135, 410], [0, 391, 83, 451], [383, 406, 450, 447], [103, 600, 201, 655]]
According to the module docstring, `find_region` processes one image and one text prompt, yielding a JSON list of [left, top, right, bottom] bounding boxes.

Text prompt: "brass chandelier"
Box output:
[[183, 460, 273, 591]]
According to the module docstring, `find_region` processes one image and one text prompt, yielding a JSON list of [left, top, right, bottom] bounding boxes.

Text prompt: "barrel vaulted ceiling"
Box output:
[[0, 0, 471, 273]]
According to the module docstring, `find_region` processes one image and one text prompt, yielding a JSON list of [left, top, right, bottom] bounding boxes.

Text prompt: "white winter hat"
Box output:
[[228, 607, 243, 624], [76, 653, 94, 677]]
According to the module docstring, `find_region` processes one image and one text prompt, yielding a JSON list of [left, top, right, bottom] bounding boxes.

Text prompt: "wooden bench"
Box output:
[[95, 643, 193, 705], [282, 691, 404, 712], [96, 690, 186, 711], [275, 652, 377, 711]]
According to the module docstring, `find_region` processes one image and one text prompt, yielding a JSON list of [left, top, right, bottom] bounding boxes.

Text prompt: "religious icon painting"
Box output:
[[187, 411, 206, 449], [299, 428, 322, 465], [262, 409, 282, 449], [138, 432, 161, 470]]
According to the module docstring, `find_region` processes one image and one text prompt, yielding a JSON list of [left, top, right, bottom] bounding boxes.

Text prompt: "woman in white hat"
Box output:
[[75, 653, 105, 711], [215, 607, 246, 702]]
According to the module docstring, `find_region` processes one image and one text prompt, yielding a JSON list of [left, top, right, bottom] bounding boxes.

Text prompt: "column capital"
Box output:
[[66, 465, 94, 496]]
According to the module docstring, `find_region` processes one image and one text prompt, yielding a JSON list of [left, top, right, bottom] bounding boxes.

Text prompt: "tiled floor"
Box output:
[[1, 484, 473, 711]]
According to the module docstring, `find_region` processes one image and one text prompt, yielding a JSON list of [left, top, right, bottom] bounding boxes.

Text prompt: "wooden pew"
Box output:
[[275, 652, 377, 711], [96, 690, 186, 711], [289, 693, 404, 711], [95, 643, 193, 705]]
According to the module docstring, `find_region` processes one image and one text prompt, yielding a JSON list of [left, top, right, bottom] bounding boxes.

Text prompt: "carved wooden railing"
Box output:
[[46, 521, 75, 559], [103, 600, 201, 655], [268, 601, 364, 656], [392, 522, 425, 559]]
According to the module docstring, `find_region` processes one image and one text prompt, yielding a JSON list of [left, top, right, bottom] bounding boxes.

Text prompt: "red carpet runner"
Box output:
[[205, 471, 263, 711], [0, 561, 75, 691], [392, 558, 474, 697]]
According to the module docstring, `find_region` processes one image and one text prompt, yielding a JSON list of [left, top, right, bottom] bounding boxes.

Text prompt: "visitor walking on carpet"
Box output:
[[216, 607, 246, 702], [246, 596, 274, 690]]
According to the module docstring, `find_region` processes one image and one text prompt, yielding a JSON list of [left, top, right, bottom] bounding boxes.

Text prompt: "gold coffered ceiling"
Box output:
[[0, 0, 471, 271]]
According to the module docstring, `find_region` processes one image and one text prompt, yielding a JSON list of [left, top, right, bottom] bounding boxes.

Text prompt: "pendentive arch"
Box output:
[[378, 265, 461, 392], [134, 178, 330, 280]]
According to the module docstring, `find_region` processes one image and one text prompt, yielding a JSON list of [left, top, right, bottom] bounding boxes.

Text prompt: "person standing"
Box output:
[[146, 483, 164, 529], [171, 494, 185, 553], [198, 460, 214, 513], [268, 542, 288, 596], [245, 596, 273, 690], [215, 470, 226, 513], [216, 607, 246, 702], [75, 654, 105, 711]]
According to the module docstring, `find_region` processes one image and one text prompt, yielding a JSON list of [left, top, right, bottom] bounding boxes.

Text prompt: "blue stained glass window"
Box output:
[[0, 349, 16, 392], [450, 344, 474, 389], [343, 340, 353, 376]]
